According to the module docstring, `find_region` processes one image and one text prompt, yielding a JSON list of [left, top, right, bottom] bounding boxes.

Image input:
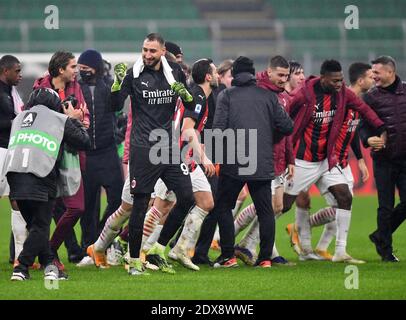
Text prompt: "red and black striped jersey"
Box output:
[[335, 108, 360, 168], [295, 81, 337, 162], [173, 85, 209, 170]]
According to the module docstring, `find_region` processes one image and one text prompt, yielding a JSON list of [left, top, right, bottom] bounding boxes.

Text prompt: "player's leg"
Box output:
[[170, 166, 213, 270], [146, 163, 194, 273], [323, 166, 364, 263], [286, 191, 310, 255]]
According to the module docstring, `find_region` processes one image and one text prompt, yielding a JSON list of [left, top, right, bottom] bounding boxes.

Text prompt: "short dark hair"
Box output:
[[320, 59, 342, 75], [145, 33, 165, 46], [192, 58, 213, 84], [288, 60, 303, 76], [269, 55, 290, 69], [48, 51, 75, 78], [349, 62, 372, 85], [0, 55, 20, 74], [371, 55, 396, 71]]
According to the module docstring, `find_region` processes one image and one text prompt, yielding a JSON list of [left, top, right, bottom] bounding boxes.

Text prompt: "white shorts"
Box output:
[[153, 165, 212, 202], [272, 174, 285, 196], [121, 175, 177, 204], [285, 159, 347, 196], [121, 173, 133, 205], [0, 147, 10, 196], [154, 178, 177, 202], [321, 165, 354, 206]]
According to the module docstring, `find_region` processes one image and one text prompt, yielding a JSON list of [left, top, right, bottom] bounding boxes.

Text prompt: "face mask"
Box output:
[[80, 70, 95, 82]]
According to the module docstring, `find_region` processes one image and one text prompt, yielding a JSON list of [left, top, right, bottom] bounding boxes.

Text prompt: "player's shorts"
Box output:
[[284, 159, 347, 196], [321, 165, 354, 206], [0, 147, 10, 196], [271, 174, 285, 196], [121, 171, 133, 205], [154, 178, 176, 202], [129, 146, 192, 195], [152, 165, 212, 201]]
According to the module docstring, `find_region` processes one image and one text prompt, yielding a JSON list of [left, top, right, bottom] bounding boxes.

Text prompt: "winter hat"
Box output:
[[78, 49, 103, 71], [232, 56, 255, 76], [165, 41, 183, 56]]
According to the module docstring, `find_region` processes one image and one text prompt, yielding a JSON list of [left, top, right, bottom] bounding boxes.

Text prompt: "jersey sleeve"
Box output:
[[183, 89, 206, 122]]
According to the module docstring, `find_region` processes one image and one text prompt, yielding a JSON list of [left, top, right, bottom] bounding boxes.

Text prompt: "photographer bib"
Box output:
[[3, 105, 68, 178]]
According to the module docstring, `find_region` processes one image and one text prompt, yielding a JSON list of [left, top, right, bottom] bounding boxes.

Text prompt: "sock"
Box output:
[[11, 210, 27, 261], [141, 206, 163, 250], [143, 224, 163, 252], [316, 221, 337, 251], [296, 207, 312, 252], [234, 204, 257, 236], [94, 206, 131, 252], [175, 206, 207, 252], [231, 200, 244, 218], [239, 217, 259, 253], [310, 207, 336, 227], [271, 243, 280, 259], [335, 208, 351, 256]]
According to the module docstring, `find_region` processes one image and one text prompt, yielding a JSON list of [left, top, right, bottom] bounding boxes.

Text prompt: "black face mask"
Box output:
[[80, 70, 95, 83]]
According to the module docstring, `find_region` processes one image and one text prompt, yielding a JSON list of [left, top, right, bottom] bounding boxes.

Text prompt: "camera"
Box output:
[[62, 95, 78, 109]]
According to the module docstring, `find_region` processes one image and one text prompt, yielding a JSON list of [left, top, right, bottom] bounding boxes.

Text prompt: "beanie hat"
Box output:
[[78, 49, 103, 71], [232, 56, 255, 76], [165, 41, 183, 56]]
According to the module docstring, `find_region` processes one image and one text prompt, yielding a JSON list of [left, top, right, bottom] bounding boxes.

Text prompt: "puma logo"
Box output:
[[315, 103, 322, 111], [141, 81, 149, 87], [198, 94, 204, 100]]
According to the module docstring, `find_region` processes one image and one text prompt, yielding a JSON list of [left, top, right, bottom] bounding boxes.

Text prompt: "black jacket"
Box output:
[[213, 72, 293, 180], [0, 80, 16, 148], [360, 76, 406, 160], [79, 77, 116, 153], [111, 61, 191, 150], [7, 118, 90, 202]]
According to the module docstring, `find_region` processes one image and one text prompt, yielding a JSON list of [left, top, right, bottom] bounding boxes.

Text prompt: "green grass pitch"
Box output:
[[0, 195, 405, 300]]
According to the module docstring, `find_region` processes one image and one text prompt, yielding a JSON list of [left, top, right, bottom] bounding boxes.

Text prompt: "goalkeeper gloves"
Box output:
[[111, 63, 128, 92], [171, 81, 193, 102]]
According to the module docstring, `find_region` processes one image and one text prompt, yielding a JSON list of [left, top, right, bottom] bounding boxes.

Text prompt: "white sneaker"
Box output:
[[106, 246, 122, 266], [168, 248, 178, 261], [299, 251, 325, 261], [173, 247, 200, 271], [76, 256, 94, 267], [332, 253, 366, 264]]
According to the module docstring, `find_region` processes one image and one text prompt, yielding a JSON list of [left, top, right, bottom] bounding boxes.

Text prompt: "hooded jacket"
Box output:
[[288, 76, 385, 169], [213, 72, 293, 180], [33, 74, 89, 170], [256, 70, 294, 176]]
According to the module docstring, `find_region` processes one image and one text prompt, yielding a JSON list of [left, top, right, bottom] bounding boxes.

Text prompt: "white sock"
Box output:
[[239, 217, 259, 253], [11, 210, 27, 260], [141, 206, 163, 250], [176, 206, 208, 252], [296, 207, 312, 252], [310, 207, 336, 227], [335, 208, 351, 256], [234, 204, 256, 236], [94, 206, 131, 252], [143, 224, 163, 252], [271, 243, 280, 259], [231, 200, 244, 218], [316, 221, 337, 251]]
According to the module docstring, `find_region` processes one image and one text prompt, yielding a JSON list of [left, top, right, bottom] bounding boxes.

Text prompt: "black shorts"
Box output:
[[129, 146, 192, 195]]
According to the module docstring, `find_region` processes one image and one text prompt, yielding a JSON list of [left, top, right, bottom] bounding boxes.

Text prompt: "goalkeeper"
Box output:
[[109, 33, 195, 276]]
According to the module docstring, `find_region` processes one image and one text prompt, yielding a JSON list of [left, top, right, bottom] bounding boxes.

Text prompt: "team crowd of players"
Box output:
[[0, 31, 403, 281]]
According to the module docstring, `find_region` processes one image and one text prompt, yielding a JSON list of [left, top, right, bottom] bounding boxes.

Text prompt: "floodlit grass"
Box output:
[[0, 196, 405, 300]]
